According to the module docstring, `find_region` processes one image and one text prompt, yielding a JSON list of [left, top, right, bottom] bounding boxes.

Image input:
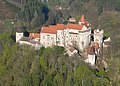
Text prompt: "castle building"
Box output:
[[16, 15, 92, 51], [16, 27, 24, 43], [16, 15, 105, 65], [40, 15, 91, 51], [94, 29, 104, 47]]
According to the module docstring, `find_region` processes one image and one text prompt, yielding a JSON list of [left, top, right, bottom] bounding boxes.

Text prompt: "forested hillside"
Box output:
[[0, 0, 120, 86], [0, 33, 110, 86], [6, 0, 120, 26]]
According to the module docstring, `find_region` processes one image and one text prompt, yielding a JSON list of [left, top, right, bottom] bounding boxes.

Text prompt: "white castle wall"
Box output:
[[94, 29, 104, 46], [64, 29, 70, 47], [85, 54, 96, 65], [40, 26, 92, 51], [68, 33, 79, 47], [57, 30, 64, 47], [40, 33, 56, 47], [78, 26, 91, 51], [16, 32, 24, 43]]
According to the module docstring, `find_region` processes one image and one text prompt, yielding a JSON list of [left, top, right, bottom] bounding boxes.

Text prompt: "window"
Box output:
[[43, 36, 45, 39], [82, 41, 84, 47], [47, 35, 50, 40]]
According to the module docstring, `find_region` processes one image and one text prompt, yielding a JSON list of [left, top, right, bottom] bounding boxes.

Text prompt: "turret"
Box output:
[[79, 15, 90, 27], [79, 15, 85, 25], [94, 29, 104, 46]]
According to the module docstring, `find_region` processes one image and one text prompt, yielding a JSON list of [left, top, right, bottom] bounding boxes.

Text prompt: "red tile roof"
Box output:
[[29, 33, 40, 38], [86, 46, 95, 55], [80, 15, 85, 22], [79, 15, 90, 27], [41, 15, 90, 34], [56, 24, 65, 30], [83, 21, 90, 27], [41, 22, 86, 34], [41, 26, 57, 34], [66, 24, 83, 30]]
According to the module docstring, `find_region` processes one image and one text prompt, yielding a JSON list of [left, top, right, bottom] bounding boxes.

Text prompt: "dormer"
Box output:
[[79, 15, 85, 25], [79, 15, 90, 27]]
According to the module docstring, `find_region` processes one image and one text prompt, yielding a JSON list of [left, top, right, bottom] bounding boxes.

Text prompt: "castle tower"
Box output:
[[78, 15, 91, 51], [79, 15, 90, 27], [94, 29, 104, 46], [16, 27, 24, 43], [79, 15, 85, 25]]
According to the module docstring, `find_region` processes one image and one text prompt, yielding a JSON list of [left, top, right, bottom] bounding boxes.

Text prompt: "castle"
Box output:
[[16, 15, 105, 65]]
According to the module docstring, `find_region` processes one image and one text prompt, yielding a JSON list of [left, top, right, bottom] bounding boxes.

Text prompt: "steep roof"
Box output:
[[29, 33, 40, 38], [41, 26, 57, 34], [56, 24, 65, 30], [80, 15, 85, 22], [66, 24, 83, 30], [41, 19, 91, 34], [86, 46, 95, 55], [41, 24, 84, 34], [79, 15, 90, 27]]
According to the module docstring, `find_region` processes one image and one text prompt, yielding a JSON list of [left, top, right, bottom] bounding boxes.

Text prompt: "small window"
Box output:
[[43, 36, 45, 39], [47, 36, 50, 39]]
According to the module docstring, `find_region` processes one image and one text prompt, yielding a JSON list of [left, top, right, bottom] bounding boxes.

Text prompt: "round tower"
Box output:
[[94, 29, 104, 46]]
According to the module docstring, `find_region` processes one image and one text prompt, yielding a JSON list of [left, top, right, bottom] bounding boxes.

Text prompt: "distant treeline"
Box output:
[[6, 0, 120, 28]]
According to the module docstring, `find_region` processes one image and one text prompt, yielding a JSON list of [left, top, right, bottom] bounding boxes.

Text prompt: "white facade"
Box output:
[[15, 15, 96, 53], [16, 32, 24, 43], [40, 33, 57, 47], [16, 15, 106, 65], [63, 28, 70, 47], [85, 54, 96, 65], [78, 26, 91, 51], [57, 30, 64, 47], [94, 29, 104, 46], [40, 26, 91, 51]]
